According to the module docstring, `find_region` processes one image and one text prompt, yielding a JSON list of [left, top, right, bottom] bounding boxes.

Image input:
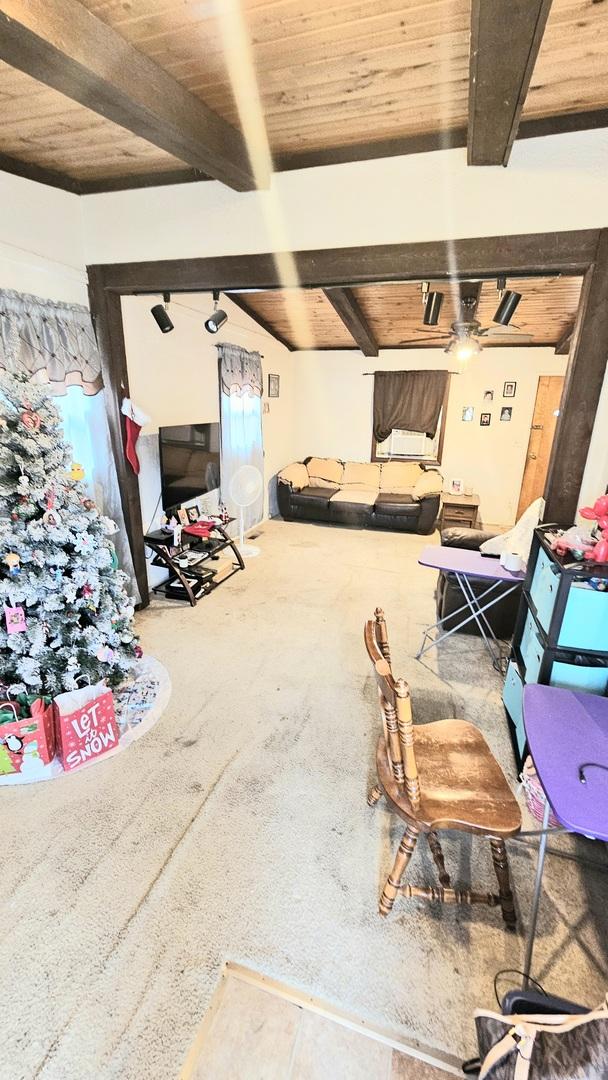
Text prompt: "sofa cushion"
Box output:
[[412, 468, 443, 501], [278, 462, 309, 490], [379, 461, 422, 493], [330, 488, 378, 506], [306, 457, 344, 488], [374, 492, 419, 515], [291, 486, 338, 509], [341, 461, 381, 491]]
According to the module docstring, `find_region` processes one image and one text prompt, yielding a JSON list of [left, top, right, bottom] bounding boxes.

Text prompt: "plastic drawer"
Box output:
[[549, 658, 608, 695], [529, 546, 558, 633], [558, 586, 608, 652], [503, 660, 526, 759], [520, 612, 544, 683]]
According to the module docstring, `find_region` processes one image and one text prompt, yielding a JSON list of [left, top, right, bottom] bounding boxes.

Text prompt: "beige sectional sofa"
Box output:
[[277, 457, 442, 533]]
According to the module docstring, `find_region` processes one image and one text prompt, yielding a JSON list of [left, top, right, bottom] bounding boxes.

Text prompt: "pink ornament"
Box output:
[[134, 644, 143, 659], [4, 605, 27, 634]]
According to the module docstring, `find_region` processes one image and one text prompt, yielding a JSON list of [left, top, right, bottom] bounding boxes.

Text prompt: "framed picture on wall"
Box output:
[[462, 406, 474, 422], [483, 389, 494, 402], [500, 406, 513, 422], [480, 412, 491, 426], [268, 374, 280, 398], [503, 381, 517, 398]]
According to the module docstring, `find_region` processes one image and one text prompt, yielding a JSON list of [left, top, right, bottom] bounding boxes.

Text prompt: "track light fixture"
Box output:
[[151, 292, 174, 333], [493, 289, 522, 326], [205, 290, 228, 334], [423, 291, 444, 326]]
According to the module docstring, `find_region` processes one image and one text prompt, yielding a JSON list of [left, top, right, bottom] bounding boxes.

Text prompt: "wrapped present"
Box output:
[[55, 681, 118, 772], [0, 695, 55, 775]]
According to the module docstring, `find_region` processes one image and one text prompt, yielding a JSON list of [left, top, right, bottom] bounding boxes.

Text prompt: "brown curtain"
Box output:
[[373, 369, 449, 443]]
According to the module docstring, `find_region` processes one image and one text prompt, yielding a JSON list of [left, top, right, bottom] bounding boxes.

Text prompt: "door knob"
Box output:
[[529, 452, 537, 459]]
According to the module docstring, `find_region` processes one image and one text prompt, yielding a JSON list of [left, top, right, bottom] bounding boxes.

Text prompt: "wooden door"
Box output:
[[517, 376, 565, 519]]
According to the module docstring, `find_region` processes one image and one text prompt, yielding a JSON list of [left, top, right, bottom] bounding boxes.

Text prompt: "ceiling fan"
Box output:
[[398, 279, 532, 355]]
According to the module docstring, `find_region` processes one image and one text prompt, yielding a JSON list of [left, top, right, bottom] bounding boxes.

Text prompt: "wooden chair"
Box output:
[[364, 608, 522, 928]]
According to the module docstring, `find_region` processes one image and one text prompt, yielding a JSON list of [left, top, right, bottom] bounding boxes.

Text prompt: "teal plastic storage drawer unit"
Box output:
[[503, 525, 608, 770]]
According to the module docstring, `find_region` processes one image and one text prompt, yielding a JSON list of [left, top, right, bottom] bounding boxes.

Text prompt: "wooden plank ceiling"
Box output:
[[238, 275, 583, 350], [0, 0, 606, 191]]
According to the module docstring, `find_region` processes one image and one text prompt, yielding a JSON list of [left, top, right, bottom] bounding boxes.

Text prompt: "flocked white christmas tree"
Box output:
[[0, 367, 140, 695]]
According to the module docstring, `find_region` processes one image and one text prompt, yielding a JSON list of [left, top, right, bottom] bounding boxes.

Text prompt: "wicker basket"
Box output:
[[520, 756, 560, 828]]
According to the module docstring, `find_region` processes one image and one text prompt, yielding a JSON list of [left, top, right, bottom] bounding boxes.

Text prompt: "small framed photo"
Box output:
[[177, 508, 189, 526], [186, 505, 200, 524], [503, 381, 517, 398], [480, 412, 491, 426], [268, 373, 280, 398], [500, 406, 513, 422], [450, 478, 464, 495], [462, 406, 474, 422], [483, 389, 494, 402]]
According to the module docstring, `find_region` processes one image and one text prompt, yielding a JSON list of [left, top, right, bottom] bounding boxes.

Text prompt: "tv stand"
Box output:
[[144, 520, 244, 606]]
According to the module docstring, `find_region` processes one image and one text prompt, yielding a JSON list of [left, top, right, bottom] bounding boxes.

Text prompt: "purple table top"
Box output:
[[524, 684, 608, 841], [418, 545, 525, 582]]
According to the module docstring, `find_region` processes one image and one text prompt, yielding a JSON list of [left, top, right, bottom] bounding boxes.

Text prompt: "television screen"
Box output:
[[159, 423, 221, 510]]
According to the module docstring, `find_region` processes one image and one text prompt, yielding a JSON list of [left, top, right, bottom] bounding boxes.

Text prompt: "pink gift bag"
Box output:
[[54, 681, 118, 772]]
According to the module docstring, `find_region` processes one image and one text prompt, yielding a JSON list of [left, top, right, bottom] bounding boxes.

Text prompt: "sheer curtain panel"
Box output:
[[217, 343, 264, 535]]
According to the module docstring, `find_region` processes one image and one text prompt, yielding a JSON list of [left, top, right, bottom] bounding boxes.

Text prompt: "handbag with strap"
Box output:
[[475, 1000, 608, 1079]]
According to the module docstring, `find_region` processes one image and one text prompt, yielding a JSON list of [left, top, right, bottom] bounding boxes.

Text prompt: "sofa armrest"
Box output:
[[412, 468, 443, 501], [417, 494, 440, 534], [440, 526, 501, 551], [277, 462, 309, 491]]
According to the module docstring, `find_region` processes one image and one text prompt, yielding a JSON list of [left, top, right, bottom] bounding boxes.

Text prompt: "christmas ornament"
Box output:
[[108, 543, 119, 570], [82, 498, 95, 512], [66, 657, 79, 670], [96, 645, 115, 663], [21, 410, 41, 432], [4, 606, 27, 634], [43, 509, 62, 527], [134, 645, 143, 659], [81, 583, 94, 598], [3, 553, 20, 577], [70, 462, 85, 482], [54, 568, 63, 583]]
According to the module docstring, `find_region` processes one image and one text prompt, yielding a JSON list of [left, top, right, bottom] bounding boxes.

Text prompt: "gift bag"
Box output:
[[0, 696, 56, 775], [54, 681, 118, 772]]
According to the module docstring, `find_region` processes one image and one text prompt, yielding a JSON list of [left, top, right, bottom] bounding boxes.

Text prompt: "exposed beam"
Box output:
[[0, 149, 80, 193], [544, 230, 608, 524], [78, 169, 210, 195], [554, 326, 573, 355], [0, 0, 257, 192], [226, 292, 296, 352], [468, 0, 554, 166], [91, 231, 598, 295], [322, 288, 378, 356]]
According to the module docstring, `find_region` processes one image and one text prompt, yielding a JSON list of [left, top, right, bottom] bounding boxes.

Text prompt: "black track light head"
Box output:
[[151, 292, 174, 333], [493, 290, 522, 326], [205, 289, 228, 334], [423, 291, 444, 326]]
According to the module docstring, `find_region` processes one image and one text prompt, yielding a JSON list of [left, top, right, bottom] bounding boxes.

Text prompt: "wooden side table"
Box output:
[[440, 492, 480, 530]]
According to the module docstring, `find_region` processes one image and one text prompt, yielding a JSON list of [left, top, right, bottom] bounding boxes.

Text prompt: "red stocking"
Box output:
[[121, 398, 150, 475]]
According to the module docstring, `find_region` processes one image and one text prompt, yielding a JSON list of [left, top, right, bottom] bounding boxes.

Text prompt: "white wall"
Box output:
[[82, 130, 608, 265], [2, 172, 85, 303], [292, 347, 568, 527], [120, 293, 296, 563]]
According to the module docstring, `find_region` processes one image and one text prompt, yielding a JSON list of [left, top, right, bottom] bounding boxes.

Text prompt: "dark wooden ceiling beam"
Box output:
[[0, 149, 81, 193], [0, 0, 257, 191], [225, 292, 296, 352], [468, 0, 554, 166], [554, 326, 573, 355], [322, 288, 378, 356]]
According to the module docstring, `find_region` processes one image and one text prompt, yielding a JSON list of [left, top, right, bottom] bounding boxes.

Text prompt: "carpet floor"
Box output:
[[2, 520, 607, 1079]]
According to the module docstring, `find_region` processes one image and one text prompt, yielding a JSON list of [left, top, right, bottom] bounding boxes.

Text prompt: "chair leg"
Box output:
[[427, 831, 451, 888], [380, 824, 419, 916], [367, 784, 383, 807], [490, 838, 517, 931]]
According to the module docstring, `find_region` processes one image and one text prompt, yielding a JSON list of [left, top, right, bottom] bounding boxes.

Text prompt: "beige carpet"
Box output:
[[2, 520, 607, 1079]]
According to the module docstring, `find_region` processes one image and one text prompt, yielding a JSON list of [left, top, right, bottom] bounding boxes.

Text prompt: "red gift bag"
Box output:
[[0, 698, 56, 775], [54, 681, 118, 772]]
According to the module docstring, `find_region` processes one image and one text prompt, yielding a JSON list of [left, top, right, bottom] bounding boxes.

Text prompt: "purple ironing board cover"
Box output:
[[524, 684, 608, 841], [418, 545, 525, 582]]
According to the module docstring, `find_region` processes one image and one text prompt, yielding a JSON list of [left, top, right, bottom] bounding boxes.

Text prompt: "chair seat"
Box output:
[[377, 719, 522, 837]]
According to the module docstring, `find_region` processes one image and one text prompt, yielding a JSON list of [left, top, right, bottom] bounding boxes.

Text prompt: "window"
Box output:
[[373, 408, 445, 464]]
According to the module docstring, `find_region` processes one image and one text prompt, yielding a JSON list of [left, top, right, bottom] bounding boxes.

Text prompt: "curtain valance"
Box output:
[[0, 289, 103, 396], [217, 342, 263, 397], [373, 369, 449, 443]]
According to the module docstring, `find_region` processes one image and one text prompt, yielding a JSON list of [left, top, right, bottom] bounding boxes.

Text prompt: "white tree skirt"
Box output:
[[0, 655, 171, 785]]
